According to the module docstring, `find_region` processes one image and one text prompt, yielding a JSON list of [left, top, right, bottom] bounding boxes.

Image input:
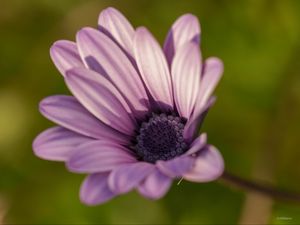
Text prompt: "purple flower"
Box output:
[[33, 7, 224, 205]]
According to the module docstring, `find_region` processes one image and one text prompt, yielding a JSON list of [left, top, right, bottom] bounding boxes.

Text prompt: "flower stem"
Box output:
[[220, 171, 300, 203]]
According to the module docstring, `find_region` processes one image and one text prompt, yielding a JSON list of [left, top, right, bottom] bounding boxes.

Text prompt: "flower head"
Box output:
[[33, 7, 224, 205]]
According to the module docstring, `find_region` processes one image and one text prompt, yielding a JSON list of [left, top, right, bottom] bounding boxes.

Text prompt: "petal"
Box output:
[[172, 42, 202, 118], [134, 27, 173, 110], [65, 67, 136, 135], [108, 162, 155, 194], [50, 40, 84, 77], [183, 96, 216, 141], [164, 14, 200, 66], [76, 28, 149, 117], [39, 95, 129, 144], [67, 140, 136, 173], [80, 173, 116, 205], [137, 169, 172, 200], [184, 133, 207, 155], [194, 57, 223, 117], [33, 126, 93, 161], [156, 156, 195, 178], [182, 58, 223, 139], [183, 145, 224, 182], [98, 7, 135, 55]]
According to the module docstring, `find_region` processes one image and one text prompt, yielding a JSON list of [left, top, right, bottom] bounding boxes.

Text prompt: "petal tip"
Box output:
[[180, 13, 199, 22], [184, 145, 225, 182], [176, 13, 201, 31], [32, 135, 42, 158], [38, 97, 51, 115], [79, 173, 116, 206], [135, 26, 148, 35], [101, 6, 119, 15], [66, 159, 84, 174], [79, 188, 100, 206], [65, 155, 83, 173], [76, 27, 96, 42], [207, 57, 224, 71]]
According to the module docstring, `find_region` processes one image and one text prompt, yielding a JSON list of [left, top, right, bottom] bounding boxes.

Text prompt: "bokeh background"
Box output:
[[1, 0, 300, 224]]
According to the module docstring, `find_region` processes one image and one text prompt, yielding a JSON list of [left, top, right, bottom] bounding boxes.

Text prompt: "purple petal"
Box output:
[[156, 156, 195, 178], [164, 14, 200, 66], [137, 169, 172, 200], [134, 27, 173, 110], [183, 145, 224, 182], [172, 42, 202, 118], [67, 140, 136, 173], [50, 40, 84, 77], [183, 96, 216, 140], [39, 95, 129, 144], [194, 57, 223, 117], [76, 28, 149, 118], [184, 133, 207, 155], [182, 58, 223, 139], [80, 173, 116, 205], [33, 126, 93, 161], [98, 7, 135, 55], [108, 162, 155, 194], [65, 67, 136, 135]]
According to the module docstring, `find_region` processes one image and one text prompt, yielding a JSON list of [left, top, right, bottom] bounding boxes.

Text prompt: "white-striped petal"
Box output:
[[134, 27, 173, 111], [65, 67, 136, 135], [164, 14, 200, 66], [50, 40, 84, 76], [172, 42, 202, 118], [76, 27, 149, 118], [39, 95, 129, 143], [67, 140, 136, 173], [33, 126, 93, 161], [98, 7, 135, 55]]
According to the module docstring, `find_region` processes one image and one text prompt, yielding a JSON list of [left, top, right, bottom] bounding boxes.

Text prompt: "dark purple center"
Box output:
[[134, 113, 188, 163]]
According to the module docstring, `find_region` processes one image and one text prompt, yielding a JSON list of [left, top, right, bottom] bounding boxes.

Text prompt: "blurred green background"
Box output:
[[1, 0, 300, 224]]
